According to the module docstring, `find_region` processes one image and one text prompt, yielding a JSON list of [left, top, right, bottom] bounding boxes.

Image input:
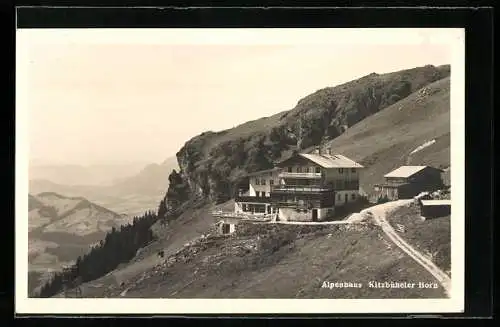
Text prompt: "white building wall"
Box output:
[[219, 222, 236, 235], [248, 171, 281, 197], [278, 206, 334, 222], [234, 201, 272, 215], [235, 202, 242, 213], [249, 184, 257, 196], [317, 207, 335, 220], [278, 208, 311, 222]]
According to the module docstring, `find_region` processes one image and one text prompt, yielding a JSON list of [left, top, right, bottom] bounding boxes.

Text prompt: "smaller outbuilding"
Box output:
[[374, 165, 444, 200], [419, 199, 451, 219]]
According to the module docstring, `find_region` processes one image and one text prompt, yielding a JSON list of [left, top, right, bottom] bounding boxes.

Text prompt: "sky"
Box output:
[[17, 28, 457, 166]]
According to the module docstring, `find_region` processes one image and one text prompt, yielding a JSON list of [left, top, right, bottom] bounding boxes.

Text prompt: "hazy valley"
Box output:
[[29, 157, 178, 217]]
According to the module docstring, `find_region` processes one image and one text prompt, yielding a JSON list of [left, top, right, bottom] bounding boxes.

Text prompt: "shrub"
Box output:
[[259, 229, 296, 254]]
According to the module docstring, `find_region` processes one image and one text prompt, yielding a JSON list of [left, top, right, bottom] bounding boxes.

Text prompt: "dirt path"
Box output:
[[365, 200, 452, 297]]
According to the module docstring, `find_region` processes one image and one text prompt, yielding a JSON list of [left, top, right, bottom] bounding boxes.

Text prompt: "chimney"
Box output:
[[406, 155, 412, 165]]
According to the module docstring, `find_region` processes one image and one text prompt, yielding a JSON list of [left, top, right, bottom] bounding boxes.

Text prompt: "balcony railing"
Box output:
[[271, 185, 333, 193], [273, 181, 360, 192], [235, 195, 272, 203], [272, 202, 312, 209], [279, 172, 322, 179]]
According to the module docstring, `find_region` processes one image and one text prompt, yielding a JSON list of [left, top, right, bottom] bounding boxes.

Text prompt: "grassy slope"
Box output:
[[53, 201, 222, 297], [101, 223, 446, 299], [386, 204, 451, 275], [314, 77, 450, 195], [196, 65, 450, 153]]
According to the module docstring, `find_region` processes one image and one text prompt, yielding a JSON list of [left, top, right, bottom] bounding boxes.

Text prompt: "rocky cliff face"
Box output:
[[165, 64, 450, 206]]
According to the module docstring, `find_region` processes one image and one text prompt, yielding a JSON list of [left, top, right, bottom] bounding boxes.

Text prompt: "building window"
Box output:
[[351, 194, 356, 200], [351, 168, 356, 173], [270, 179, 274, 185], [261, 179, 266, 185], [339, 168, 344, 174], [297, 167, 302, 173], [255, 179, 260, 185], [288, 167, 292, 173], [315, 167, 321, 174]]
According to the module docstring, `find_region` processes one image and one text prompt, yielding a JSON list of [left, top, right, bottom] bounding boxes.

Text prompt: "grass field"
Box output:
[[386, 203, 451, 275], [99, 222, 446, 299]]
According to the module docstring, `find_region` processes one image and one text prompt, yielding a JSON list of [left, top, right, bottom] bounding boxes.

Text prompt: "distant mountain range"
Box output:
[[29, 162, 150, 186], [29, 157, 178, 216]]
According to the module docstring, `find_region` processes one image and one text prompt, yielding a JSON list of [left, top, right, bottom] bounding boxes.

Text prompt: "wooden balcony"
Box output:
[[270, 191, 335, 208], [235, 195, 272, 203], [271, 181, 359, 193], [279, 172, 322, 179], [271, 185, 333, 194]]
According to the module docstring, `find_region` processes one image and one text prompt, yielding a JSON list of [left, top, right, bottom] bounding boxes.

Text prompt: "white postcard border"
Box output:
[[15, 28, 465, 314]]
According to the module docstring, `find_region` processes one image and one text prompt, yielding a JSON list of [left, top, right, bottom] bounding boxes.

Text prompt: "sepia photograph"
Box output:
[[16, 27, 465, 314]]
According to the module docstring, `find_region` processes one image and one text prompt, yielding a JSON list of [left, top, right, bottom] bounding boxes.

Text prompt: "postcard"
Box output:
[[16, 26, 465, 314]]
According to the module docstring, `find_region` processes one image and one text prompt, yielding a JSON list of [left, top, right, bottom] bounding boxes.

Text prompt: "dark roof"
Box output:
[[384, 165, 443, 178]]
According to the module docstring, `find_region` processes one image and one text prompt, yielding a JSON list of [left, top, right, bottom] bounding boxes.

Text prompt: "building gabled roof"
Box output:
[[297, 153, 364, 169], [384, 165, 437, 178], [245, 167, 281, 177]]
